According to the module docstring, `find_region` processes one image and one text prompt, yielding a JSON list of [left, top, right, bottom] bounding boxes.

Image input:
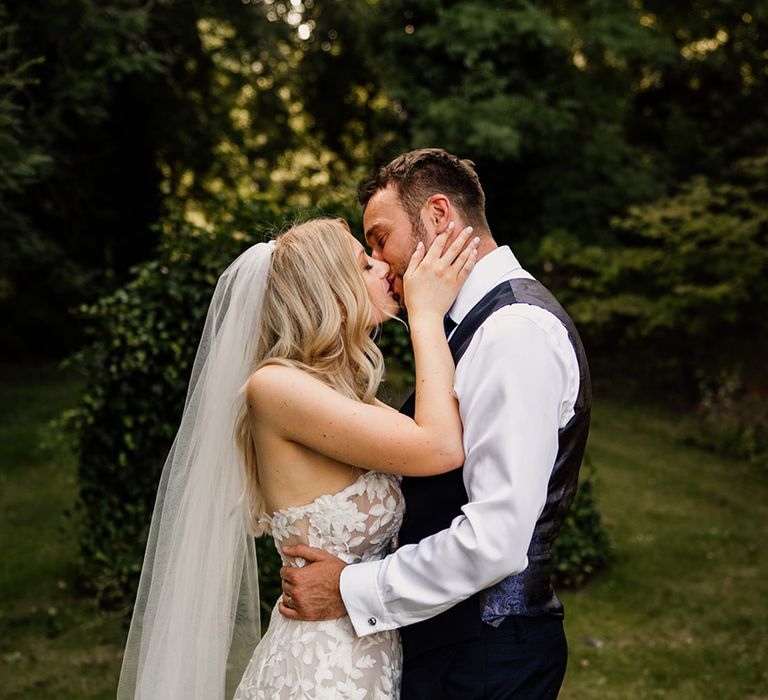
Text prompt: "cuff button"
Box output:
[[367, 617, 377, 626]]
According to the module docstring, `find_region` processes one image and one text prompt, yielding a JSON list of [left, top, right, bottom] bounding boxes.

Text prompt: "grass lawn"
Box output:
[[560, 401, 768, 699], [0, 364, 125, 699], [1, 367, 766, 698]]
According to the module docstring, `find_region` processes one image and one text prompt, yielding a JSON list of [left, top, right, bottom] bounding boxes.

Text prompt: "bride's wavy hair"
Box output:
[[235, 217, 386, 533]]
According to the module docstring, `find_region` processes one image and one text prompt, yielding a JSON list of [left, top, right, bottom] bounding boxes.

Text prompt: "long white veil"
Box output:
[[117, 241, 275, 699]]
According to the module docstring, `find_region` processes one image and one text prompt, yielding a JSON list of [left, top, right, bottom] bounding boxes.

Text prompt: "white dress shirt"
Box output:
[[340, 246, 581, 636]]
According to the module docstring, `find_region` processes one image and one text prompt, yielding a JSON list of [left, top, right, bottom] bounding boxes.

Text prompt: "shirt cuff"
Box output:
[[339, 558, 393, 637]]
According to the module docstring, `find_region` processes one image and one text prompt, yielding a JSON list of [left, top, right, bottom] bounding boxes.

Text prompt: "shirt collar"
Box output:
[[447, 246, 525, 325]]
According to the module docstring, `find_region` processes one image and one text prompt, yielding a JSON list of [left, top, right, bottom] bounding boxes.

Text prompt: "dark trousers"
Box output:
[[401, 616, 567, 700]]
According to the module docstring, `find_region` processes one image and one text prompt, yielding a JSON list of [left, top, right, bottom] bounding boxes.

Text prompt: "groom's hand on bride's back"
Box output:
[[278, 545, 348, 621]]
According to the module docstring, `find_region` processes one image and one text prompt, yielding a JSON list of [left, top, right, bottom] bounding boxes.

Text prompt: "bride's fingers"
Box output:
[[422, 229, 450, 263], [404, 240, 426, 277], [454, 236, 480, 279], [450, 233, 479, 270], [433, 220, 455, 258], [442, 225, 475, 265], [406, 222, 476, 277]]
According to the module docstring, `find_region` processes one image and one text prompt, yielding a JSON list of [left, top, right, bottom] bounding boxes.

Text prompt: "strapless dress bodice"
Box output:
[[260, 469, 404, 566]]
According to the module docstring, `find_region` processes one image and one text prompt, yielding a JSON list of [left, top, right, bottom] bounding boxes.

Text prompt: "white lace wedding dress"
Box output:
[[233, 469, 405, 699]]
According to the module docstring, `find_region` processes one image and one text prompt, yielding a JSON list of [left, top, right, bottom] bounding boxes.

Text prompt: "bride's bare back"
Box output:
[[244, 362, 463, 519], [248, 400, 366, 516]]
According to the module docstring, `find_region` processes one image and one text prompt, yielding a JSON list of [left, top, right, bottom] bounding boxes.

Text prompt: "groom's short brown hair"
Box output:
[[358, 148, 490, 232]]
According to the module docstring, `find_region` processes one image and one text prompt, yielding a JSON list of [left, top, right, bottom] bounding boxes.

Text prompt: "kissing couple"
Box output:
[[117, 148, 591, 699]]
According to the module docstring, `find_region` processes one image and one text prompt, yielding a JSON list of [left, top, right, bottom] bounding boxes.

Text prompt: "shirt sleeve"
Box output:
[[340, 305, 579, 637]]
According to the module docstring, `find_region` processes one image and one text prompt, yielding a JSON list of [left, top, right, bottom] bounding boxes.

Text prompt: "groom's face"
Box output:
[[363, 185, 430, 307]]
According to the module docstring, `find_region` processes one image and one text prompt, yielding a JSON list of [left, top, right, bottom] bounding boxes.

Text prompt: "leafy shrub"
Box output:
[[552, 459, 612, 589], [684, 372, 768, 468], [66, 205, 287, 609], [66, 198, 375, 611]]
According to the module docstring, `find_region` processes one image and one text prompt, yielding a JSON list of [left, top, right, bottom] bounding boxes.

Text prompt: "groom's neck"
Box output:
[[472, 231, 498, 262]]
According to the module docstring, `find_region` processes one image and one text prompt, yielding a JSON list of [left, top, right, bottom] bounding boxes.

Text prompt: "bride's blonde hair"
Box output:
[[235, 217, 386, 533]]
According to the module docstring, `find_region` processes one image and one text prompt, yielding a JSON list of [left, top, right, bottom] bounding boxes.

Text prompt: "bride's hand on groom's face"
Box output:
[[278, 544, 348, 621], [403, 223, 479, 319]]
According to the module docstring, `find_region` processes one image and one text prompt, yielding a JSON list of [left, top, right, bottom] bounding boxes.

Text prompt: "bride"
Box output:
[[116, 217, 478, 699]]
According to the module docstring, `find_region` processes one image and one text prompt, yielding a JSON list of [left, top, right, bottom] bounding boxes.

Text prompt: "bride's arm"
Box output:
[[245, 227, 477, 477], [405, 236, 467, 473]]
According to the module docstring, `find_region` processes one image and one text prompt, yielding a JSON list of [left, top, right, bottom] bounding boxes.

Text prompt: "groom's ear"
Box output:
[[423, 194, 453, 236]]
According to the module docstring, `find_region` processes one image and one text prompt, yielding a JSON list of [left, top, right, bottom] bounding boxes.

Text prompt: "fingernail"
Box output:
[[466, 226, 473, 234], [417, 241, 424, 249], [448, 221, 455, 230], [473, 236, 480, 245]]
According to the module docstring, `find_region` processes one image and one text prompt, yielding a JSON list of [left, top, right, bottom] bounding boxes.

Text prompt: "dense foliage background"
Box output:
[[3, 0, 766, 611]]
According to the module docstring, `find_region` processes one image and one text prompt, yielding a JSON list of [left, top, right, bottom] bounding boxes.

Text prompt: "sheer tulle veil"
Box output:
[[117, 241, 275, 700]]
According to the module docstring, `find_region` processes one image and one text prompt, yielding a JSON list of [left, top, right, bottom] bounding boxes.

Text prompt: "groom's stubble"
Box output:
[[395, 210, 432, 309]]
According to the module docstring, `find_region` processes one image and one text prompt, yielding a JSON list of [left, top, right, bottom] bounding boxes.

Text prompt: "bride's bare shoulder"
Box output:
[[245, 363, 326, 408]]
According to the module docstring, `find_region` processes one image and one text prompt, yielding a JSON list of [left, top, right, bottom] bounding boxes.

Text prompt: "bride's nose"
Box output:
[[376, 259, 390, 277]]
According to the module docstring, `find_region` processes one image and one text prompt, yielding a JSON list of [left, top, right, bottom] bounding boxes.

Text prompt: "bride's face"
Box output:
[[348, 234, 399, 326]]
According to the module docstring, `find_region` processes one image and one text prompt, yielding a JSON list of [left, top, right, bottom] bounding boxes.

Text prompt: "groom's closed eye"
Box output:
[[365, 226, 385, 253], [372, 235, 387, 257]]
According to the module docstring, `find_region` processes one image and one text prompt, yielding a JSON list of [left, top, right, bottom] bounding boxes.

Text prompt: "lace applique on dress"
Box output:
[[233, 470, 404, 699]]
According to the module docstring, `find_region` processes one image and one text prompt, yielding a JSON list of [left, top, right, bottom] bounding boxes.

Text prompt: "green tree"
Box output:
[[350, 0, 676, 247], [0, 4, 51, 331], [7, 1, 768, 360], [538, 153, 768, 392], [1, 0, 305, 356], [3, 0, 177, 354], [329, 1, 767, 256]]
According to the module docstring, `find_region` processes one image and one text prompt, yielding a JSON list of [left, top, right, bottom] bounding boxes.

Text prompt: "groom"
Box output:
[[280, 148, 591, 698]]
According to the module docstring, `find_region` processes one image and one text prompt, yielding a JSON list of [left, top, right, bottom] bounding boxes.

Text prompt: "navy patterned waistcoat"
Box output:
[[398, 277, 592, 662]]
